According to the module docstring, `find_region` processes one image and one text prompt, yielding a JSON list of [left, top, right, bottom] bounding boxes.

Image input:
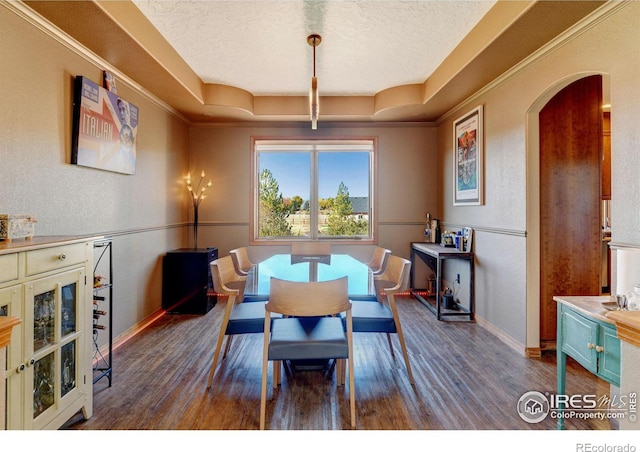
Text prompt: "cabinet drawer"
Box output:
[[0, 253, 19, 284], [560, 307, 598, 373], [25, 243, 86, 276]]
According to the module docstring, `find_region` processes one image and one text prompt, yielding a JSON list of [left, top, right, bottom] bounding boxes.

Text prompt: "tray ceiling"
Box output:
[[21, 0, 607, 123]]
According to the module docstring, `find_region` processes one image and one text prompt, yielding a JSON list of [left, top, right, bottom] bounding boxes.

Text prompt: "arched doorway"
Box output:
[[525, 73, 610, 354]]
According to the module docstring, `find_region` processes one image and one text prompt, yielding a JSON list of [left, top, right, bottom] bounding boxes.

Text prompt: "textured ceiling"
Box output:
[[131, 0, 496, 97]]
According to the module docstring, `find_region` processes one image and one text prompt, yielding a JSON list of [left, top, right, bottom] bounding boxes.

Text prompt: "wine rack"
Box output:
[[92, 239, 112, 386]]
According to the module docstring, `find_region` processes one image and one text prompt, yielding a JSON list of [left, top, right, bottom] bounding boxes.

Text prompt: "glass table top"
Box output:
[[245, 254, 373, 296]]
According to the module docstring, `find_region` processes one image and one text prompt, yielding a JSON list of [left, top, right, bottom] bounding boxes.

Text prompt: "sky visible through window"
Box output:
[[260, 152, 369, 199]]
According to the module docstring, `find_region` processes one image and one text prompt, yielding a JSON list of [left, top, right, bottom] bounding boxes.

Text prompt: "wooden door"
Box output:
[[539, 75, 602, 345]]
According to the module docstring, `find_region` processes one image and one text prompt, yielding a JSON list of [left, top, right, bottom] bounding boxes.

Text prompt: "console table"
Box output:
[[409, 242, 475, 320]]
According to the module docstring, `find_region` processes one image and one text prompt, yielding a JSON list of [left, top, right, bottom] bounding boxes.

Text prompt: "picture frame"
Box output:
[[71, 75, 139, 175], [453, 105, 483, 205]]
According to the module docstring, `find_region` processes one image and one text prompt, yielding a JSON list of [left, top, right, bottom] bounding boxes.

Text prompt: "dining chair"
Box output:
[[290, 241, 331, 256], [206, 255, 272, 391], [344, 254, 415, 385], [366, 246, 391, 275], [260, 276, 355, 429], [229, 247, 254, 276]]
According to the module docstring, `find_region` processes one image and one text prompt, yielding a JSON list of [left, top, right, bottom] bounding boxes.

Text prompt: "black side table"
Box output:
[[409, 242, 475, 321], [162, 247, 218, 314]]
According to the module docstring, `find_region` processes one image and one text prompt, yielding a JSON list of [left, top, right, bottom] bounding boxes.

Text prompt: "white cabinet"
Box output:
[[0, 237, 96, 430]]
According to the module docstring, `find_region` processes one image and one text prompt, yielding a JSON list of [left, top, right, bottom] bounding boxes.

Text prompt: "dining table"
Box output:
[[244, 253, 375, 299], [243, 252, 374, 371]]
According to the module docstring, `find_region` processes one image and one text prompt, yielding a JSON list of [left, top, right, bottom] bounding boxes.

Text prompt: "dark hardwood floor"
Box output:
[[63, 296, 616, 431]]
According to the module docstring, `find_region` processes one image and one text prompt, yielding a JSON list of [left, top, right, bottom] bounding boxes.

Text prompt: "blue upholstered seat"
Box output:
[[225, 301, 270, 335], [268, 317, 348, 361], [347, 301, 396, 333]]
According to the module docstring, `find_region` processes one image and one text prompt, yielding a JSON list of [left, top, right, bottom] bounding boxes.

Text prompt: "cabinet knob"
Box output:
[[595, 345, 604, 353], [58, 253, 66, 261], [27, 358, 35, 367], [17, 363, 25, 373], [587, 342, 595, 349]]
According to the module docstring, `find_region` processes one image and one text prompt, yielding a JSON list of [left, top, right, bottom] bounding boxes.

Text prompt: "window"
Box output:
[[252, 139, 376, 243]]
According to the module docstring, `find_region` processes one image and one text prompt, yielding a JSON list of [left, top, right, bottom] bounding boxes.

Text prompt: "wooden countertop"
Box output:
[[0, 235, 103, 255], [606, 310, 640, 347], [554, 295, 640, 347], [553, 295, 617, 324], [0, 316, 20, 348]]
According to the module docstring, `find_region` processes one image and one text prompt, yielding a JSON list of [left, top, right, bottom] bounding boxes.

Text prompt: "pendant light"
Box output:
[[307, 34, 321, 130]]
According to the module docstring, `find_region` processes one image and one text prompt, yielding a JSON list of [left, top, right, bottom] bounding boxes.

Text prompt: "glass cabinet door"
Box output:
[[0, 285, 22, 430], [24, 268, 84, 429]]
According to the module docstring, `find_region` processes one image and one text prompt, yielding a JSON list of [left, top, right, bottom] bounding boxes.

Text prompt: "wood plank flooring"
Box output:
[[63, 296, 616, 430]]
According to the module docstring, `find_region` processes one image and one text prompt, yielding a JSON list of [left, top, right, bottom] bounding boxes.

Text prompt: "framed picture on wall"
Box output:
[[71, 75, 139, 175], [453, 105, 483, 205]]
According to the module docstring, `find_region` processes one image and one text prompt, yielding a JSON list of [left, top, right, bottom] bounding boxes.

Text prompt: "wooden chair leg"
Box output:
[[395, 327, 415, 385], [260, 319, 271, 430], [389, 294, 415, 385], [347, 338, 355, 428], [206, 329, 229, 390]]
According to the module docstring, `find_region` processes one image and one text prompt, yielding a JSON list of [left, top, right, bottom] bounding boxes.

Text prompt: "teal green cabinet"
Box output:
[[556, 301, 620, 429]]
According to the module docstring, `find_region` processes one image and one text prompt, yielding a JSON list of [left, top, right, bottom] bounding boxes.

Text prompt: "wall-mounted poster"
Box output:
[[71, 76, 138, 175], [103, 70, 117, 94], [453, 105, 483, 205]]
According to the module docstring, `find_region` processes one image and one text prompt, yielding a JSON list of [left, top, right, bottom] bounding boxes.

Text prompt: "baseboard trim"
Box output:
[[475, 315, 528, 357], [525, 347, 542, 358]]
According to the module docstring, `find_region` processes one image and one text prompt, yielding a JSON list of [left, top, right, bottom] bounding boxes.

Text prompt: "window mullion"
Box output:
[[310, 148, 319, 239]]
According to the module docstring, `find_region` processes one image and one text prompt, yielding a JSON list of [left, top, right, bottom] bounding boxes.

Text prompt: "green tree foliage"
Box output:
[[326, 182, 368, 236], [319, 198, 333, 211], [258, 169, 292, 237], [289, 195, 304, 213]]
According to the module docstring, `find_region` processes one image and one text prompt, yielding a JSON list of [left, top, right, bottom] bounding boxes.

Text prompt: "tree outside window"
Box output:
[[253, 140, 375, 242]]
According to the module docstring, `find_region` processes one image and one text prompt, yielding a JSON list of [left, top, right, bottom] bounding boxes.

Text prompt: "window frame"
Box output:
[[250, 137, 377, 245]]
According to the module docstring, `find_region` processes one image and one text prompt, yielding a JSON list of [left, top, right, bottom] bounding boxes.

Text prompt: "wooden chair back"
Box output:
[[367, 247, 391, 274], [210, 255, 246, 301], [266, 276, 350, 317], [229, 247, 253, 276], [374, 255, 411, 304]]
